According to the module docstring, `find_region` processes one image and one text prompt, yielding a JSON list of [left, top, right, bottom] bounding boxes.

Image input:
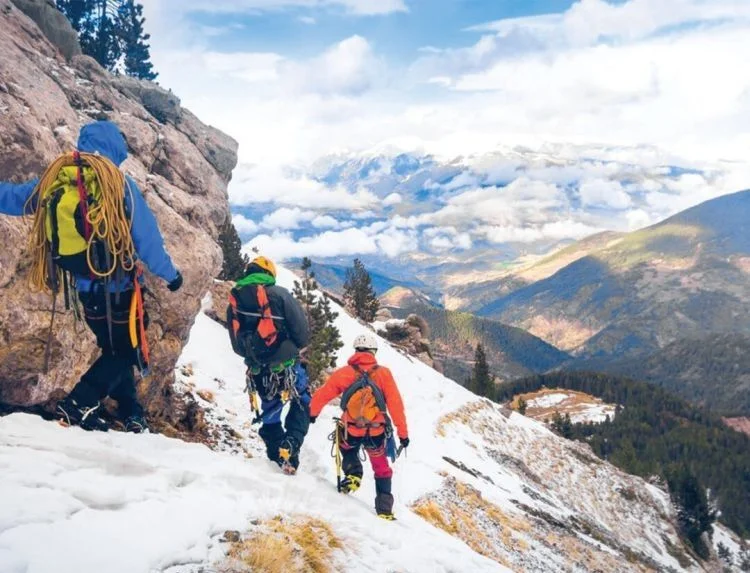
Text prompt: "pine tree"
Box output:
[[717, 542, 732, 566], [739, 550, 750, 572], [218, 218, 249, 281], [57, 0, 91, 31], [517, 397, 528, 415], [666, 464, 716, 559], [471, 343, 493, 398], [81, 0, 121, 70], [117, 0, 157, 80], [342, 258, 379, 322], [57, 0, 157, 78], [293, 258, 343, 390]]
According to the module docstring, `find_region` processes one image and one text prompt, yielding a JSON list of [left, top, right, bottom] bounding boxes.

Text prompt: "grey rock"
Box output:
[[10, 0, 81, 59]]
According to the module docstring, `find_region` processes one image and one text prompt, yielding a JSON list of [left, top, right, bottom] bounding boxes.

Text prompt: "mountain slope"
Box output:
[[309, 261, 438, 299], [573, 334, 750, 416], [383, 291, 570, 382], [0, 266, 715, 572], [444, 231, 625, 312], [477, 190, 750, 357]]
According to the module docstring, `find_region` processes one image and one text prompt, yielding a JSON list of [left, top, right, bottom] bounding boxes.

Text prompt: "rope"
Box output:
[[24, 152, 136, 293]]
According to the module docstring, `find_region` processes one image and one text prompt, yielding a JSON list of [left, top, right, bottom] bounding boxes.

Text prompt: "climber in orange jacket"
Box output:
[[309, 332, 409, 520]]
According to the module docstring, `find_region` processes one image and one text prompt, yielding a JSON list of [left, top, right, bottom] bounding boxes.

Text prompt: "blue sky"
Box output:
[[188, 0, 583, 60], [144, 0, 750, 262]]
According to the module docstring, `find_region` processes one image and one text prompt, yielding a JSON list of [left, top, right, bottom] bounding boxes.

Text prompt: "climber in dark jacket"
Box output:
[[0, 121, 182, 433], [228, 256, 311, 474]]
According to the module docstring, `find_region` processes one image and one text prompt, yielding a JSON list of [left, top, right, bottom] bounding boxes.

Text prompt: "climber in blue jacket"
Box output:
[[0, 121, 182, 433]]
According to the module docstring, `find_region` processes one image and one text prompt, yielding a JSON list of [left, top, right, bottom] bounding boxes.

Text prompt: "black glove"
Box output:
[[399, 437, 410, 449], [309, 415, 317, 424], [167, 271, 183, 292]]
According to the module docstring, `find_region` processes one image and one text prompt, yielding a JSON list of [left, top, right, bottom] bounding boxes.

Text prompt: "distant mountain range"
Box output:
[[473, 189, 750, 357], [311, 189, 750, 417], [305, 261, 441, 300], [571, 334, 750, 416]]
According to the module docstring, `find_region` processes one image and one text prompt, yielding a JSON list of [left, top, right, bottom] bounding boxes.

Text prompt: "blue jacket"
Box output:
[[0, 121, 178, 291]]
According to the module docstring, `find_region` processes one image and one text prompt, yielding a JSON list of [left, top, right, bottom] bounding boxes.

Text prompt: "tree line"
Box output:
[[496, 371, 750, 549], [57, 0, 157, 80]]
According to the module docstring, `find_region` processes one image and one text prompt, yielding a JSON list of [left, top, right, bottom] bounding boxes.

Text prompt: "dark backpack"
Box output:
[[228, 285, 287, 366]]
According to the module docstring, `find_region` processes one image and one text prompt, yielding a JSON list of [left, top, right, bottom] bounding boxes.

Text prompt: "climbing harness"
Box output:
[[244, 359, 300, 424]]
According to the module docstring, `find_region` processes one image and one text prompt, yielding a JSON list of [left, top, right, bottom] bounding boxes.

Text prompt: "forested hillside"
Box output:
[[498, 371, 750, 537], [388, 301, 570, 381], [571, 334, 750, 416]]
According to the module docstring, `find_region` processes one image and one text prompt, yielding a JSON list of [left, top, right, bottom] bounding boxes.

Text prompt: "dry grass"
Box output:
[[411, 477, 531, 567], [436, 401, 493, 437], [510, 387, 615, 424], [219, 515, 342, 573], [197, 389, 215, 403]]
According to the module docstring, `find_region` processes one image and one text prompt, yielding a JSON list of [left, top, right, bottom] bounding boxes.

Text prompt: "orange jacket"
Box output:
[[310, 352, 408, 440]]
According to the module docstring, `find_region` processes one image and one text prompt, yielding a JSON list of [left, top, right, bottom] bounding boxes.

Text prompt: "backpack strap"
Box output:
[[340, 365, 387, 415], [256, 285, 278, 347]]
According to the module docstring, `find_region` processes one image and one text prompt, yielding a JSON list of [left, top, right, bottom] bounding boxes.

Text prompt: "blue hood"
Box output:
[[76, 121, 128, 166]]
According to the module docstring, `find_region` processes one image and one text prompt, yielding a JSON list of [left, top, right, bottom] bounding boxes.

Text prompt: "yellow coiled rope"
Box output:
[[24, 152, 136, 293]]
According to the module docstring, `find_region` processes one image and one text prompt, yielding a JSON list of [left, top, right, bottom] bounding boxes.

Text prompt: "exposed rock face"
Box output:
[[0, 0, 239, 437], [377, 314, 438, 370], [205, 280, 234, 328], [9, 0, 81, 59]]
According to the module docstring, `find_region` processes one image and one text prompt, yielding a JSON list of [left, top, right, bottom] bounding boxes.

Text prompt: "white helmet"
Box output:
[[353, 332, 378, 351]]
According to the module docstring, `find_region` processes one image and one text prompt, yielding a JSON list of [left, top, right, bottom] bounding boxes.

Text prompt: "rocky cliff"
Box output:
[[0, 0, 239, 437]]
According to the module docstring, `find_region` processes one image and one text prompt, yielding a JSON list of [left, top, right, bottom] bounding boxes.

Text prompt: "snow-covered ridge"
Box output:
[[0, 266, 738, 572]]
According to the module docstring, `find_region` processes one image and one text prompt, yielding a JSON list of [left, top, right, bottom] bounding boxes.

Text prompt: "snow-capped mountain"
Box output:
[[1, 266, 742, 572]]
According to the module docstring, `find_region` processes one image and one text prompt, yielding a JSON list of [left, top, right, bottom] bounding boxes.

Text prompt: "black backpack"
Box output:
[[227, 285, 287, 366]]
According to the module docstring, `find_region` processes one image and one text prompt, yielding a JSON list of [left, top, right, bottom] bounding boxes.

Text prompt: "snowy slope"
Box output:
[[0, 266, 726, 572]]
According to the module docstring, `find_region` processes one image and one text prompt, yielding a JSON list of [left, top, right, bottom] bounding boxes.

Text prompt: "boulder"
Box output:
[[113, 76, 182, 125], [380, 314, 436, 369], [0, 0, 239, 439], [9, 0, 81, 60]]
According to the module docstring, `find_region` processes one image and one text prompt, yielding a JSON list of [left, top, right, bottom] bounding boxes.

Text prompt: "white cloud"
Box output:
[[144, 0, 750, 260], [299, 16, 317, 24], [578, 179, 632, 209], [246, 228, 377, 260], [383, 192, 403, 206], [260, 207, 314, 230], [429, 231, 472, 251], [230, 165, 378, 210], [232, 214, 259, 235], [311, 214, 341, 228], [480, 220, 602, 244], [625, 208, 653, 230], [285, 35, 386, 95], [376, 228, 419, 257]]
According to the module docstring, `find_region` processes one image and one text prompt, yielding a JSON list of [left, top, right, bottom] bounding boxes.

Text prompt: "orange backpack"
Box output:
[[340, 366, 391, 430]]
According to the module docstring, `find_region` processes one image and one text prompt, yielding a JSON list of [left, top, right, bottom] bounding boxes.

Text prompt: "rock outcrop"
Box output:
[[377, 314, 440, 371], [0, 0, 238, 438]]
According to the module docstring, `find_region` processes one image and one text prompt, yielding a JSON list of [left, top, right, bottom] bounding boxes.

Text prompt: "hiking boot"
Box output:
[[56, 398, 109, 432], [377, 513, 396, 521], [340, 474, 362, 494], [375, 492, 394, 516], [124, 415, 148, 434], [278, 437, 300, 470]]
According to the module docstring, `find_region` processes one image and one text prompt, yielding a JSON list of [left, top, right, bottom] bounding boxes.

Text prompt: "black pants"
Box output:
[[67, 289, 144, 419]]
